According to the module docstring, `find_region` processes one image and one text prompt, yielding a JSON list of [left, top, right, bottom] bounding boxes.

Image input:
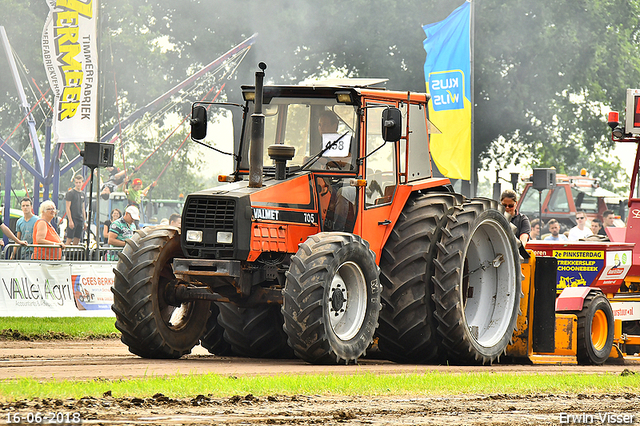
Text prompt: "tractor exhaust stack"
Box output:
[[249, 62, 267, 188]]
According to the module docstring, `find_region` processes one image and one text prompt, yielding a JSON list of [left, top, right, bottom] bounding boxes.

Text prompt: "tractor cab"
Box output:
[[237, 85, 360, 173]]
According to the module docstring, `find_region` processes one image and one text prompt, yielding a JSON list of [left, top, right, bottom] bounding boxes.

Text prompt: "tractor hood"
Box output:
[[181, 173, 318, 260]]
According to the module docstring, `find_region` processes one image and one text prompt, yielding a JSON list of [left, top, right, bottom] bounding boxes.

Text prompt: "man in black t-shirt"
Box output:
[[65, 174, 87, 245], [601, 210, 615, 236]]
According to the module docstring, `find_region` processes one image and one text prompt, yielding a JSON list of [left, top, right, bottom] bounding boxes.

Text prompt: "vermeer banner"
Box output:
[[42, 0, 98, 144]]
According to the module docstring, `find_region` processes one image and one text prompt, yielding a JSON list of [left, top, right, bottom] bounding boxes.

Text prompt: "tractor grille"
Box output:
[[183, 197, 236, 257]]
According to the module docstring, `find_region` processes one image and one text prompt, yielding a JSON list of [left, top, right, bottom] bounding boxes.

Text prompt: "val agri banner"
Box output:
[[0, 263, 76, 316], [42, 0, 98, 144], [422, 1, 471, 180], [0, 262, 116, 316]]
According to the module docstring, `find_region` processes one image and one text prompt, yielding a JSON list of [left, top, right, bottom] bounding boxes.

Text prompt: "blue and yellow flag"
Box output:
[[423, 1, 471, 180]]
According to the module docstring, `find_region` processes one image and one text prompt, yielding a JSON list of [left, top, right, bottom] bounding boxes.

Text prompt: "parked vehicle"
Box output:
[[517, 171, 626, 233]]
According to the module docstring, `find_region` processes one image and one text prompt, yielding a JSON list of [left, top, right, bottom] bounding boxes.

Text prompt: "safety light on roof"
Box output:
[[580, 168, 587, 177], [335, 91, 355, 105], [242, 90, 255, 102], [218, 175, 235, 182], [350, 178, 367, 187], [608, 111, 625, 138]]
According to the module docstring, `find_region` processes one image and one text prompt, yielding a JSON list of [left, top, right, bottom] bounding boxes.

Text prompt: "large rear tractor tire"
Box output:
[[200, 303, 234, 356], [433, 199, 521, 364], [111, 226, 210, 359], [573, 291, 614, 365], [216, 303, 293, 358], [283, 232, 381, 364], [377, 192, 461, 363]]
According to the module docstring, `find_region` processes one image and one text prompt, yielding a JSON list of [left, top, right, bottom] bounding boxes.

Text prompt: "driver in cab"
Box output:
[[317, 111, 354, 171], [316, 111, 356, 232]]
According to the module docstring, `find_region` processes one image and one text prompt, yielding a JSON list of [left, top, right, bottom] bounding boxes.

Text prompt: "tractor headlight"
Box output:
[[186, 230, 202, 242], [217, 231, 233, 244]]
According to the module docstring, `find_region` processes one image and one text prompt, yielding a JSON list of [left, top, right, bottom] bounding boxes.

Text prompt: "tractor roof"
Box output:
[[241, 83, 429, 104]]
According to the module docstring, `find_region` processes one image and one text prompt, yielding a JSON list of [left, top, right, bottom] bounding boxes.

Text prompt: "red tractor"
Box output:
[[111, 63, 522, 365], [517, 172, 625, 234]]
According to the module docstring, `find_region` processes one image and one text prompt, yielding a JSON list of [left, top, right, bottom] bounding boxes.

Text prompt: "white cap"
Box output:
[[125, 205, 140, 221]]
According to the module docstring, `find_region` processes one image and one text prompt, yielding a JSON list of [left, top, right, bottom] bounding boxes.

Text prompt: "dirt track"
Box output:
[[1, 339, 638, 381], [1, 339, 640, 425]]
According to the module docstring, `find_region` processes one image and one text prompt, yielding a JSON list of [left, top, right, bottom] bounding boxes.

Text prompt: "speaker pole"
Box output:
[[85, 166, 95, 260], [81, 142, 114, 260], [538, 189, 543, 228]]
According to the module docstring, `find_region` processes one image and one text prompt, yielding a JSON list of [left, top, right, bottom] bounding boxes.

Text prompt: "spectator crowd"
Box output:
[[0, 171, 177, 261]]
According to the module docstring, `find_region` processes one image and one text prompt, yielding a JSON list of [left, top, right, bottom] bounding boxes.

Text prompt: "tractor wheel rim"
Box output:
[[591, 309, 608, 351], [462, 217, 517, 347], [328, 261, 367, 341]]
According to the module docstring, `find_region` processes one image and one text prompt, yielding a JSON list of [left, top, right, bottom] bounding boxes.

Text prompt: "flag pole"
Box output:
[[469, 0, 476, 197]]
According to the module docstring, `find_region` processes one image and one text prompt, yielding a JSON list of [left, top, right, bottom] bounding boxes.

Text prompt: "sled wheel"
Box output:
[[433, 200, 521, 364], [111, 226, 210, 359], [216, 303, 293, 358], [377, 192, 462, 363], [574, 291, 614, 365], [283, 232, 381, 364]]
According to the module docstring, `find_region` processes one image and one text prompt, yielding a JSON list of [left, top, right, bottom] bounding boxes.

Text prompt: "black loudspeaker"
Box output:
[[532, 168, 556, 191], [82, 142, 114, 168]]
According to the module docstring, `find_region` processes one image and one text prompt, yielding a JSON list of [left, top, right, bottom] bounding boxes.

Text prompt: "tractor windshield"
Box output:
[[241, 97, 359, 172]]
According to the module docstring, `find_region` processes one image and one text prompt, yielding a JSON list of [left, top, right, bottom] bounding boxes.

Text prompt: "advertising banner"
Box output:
[[0, 263, 77, 316], [553, 249, 605, 290], [422, 1, 471, 180], [42, 0, 98, 144], [0, 261, 116, 317], [529, 245, 632, 294], [70, 263, 115, 312]]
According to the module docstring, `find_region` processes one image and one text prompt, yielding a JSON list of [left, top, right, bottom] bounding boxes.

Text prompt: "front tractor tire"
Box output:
[[573, 291, 614, 365], [283, 233, 382, 364], [111, 226, 210, 359], [433, 200, 521, 364]]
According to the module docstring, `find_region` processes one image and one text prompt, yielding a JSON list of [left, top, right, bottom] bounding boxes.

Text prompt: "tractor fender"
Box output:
[[555, 287, 597, 312], [378, 181, 455, 256]]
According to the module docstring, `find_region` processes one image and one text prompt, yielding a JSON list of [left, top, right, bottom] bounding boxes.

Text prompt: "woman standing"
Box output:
[[102, 208, 122, 244], [33, 200, 65, 260], [500, 189, 531, 248]]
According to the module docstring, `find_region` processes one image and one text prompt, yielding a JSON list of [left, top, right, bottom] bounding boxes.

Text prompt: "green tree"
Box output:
[[475, 0, 640, 192]]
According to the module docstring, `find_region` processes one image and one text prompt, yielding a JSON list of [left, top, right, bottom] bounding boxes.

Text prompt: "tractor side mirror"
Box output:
[[382, 107, 402, 142], [190, 105, 208, 140]]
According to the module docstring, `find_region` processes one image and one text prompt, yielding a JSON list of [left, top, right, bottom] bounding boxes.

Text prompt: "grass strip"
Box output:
[[1, 371, 639, 401], [0, 317, 118, 340]]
